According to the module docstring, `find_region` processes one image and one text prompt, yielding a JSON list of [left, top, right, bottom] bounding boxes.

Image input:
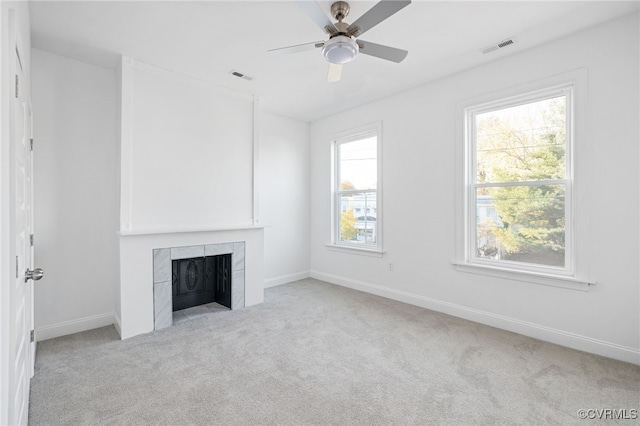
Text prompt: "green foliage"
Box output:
[[492, 185, 565, 260], [340, 209, 357, 241], [476, 97, 566, 266]]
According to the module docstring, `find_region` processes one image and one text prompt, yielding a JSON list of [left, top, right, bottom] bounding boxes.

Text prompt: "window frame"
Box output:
[[455, 73, 593, 290], [330, 123, 383, 255], [467, 85, 574, 275]]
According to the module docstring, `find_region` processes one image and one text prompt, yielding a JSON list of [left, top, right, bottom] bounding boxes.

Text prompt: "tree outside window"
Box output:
[[469, 89, 572, 270]]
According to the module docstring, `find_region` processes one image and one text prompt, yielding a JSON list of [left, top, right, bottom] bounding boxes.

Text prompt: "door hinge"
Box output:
[[30, 330, 34, 343], [30, 234, 34, 246], [16, 256, 19, 278], [30, 138, 34, 151], [15, 74, 19, 98]]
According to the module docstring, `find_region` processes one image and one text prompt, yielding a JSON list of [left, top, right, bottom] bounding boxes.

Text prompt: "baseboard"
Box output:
[[36, 312, 115, 342], [264, 270, 310, 288], [310, 270, 640, 365]]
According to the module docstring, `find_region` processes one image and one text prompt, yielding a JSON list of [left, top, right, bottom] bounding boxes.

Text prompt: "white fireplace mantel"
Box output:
[[116, 227, 264, 339], [118, 223, 264, 237]]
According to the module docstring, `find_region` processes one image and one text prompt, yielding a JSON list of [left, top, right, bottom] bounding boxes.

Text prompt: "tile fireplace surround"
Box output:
[[153, 242, 246, 330]]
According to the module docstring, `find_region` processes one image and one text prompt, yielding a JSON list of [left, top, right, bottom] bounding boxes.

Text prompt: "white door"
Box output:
[[9, 35, 37, 426]]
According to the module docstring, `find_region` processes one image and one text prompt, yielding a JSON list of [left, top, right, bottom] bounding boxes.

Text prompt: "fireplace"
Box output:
[[153, 241, 245, 330], [117, 227, 263, 340]]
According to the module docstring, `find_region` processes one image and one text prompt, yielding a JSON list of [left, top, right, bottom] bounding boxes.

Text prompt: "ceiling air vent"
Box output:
[[229, 70, 254, 81], [481, 38, 516, 55]]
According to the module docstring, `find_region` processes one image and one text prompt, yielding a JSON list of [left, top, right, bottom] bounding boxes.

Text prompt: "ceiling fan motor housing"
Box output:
[[331, 1, 351, 21], [322, 35, 359, 64]]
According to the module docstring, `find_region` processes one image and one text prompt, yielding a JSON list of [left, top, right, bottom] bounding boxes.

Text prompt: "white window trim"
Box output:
[[454, 70, 594, 290], [467, 85, 574, 276], [325, 243, 385, 257], [330, 122, 383, 255]]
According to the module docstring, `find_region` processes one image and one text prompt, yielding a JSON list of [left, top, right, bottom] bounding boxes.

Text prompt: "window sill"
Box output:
[[452, 261, 594, 291], [326, 244, 385, 258]]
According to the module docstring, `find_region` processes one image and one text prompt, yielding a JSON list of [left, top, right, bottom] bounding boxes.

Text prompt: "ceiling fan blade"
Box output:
[[346, 0, 411, 37], [268, 41, 325, 55], [295, 1, 339, 35], [356, 40, 408, 63], [327, 63, 343, 83]]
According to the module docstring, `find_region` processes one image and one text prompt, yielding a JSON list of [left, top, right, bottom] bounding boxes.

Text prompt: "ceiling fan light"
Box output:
[[322, 35, 359, 64]]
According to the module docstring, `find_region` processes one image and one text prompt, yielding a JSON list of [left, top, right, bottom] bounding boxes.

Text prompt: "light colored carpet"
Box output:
[[29, 278, 639, 425]]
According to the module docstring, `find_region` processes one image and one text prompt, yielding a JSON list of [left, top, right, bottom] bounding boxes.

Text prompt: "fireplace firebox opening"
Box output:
[[172, 254, 232, 311]]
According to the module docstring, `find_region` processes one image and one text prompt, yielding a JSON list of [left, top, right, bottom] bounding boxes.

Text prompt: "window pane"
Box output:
[[476, 96, 566, 183], [475, 185, 565, 267], [339, 192, 377, 245], [339, 136, 377, 190]]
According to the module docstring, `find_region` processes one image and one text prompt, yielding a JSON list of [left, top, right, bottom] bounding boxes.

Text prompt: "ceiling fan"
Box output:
[[269, 0, 411, 83]]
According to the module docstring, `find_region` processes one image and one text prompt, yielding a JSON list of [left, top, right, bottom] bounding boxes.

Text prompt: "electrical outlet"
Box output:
[[388, 262, 394, 271]]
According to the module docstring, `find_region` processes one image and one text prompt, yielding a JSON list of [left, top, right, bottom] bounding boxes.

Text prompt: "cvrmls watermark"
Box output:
[[577, 409, 638, 420]]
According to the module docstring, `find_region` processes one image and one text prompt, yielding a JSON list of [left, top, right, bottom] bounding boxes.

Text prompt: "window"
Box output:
[[332, 125, 381, 251], [464, 85, 573, 276]]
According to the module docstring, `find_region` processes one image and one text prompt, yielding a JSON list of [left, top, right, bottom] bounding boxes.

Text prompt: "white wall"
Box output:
[[259, 112, 310, 287], [309, 14, 639, 364], [31, 49, 119, 340], [119, 58, 255, 233]]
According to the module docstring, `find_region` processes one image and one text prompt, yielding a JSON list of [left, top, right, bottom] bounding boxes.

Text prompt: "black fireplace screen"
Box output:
[[172, 254, 232, 311]]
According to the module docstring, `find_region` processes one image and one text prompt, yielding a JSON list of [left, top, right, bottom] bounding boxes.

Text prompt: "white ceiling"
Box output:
[[30, 1, 639, 122]]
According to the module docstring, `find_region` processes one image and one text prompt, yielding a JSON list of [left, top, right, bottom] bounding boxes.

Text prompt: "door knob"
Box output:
[[25, 268, 44, 282]]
